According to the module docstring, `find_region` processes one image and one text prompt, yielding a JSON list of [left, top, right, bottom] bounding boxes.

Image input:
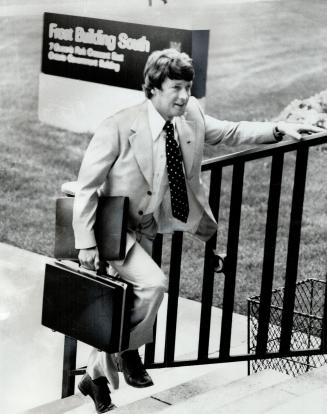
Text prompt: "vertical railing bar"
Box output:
[[144, 233, 163, 366], [61, 336, 77, 398], [256, 153, 284, 355], [320, 276, 327, 352], [280, 146, 309, 353], [198, 166, 222, 360], [164, 231, 183, 365], [219, 161, 245, 358], [247, 299, 251, 375], [306, 279, 314, 371]]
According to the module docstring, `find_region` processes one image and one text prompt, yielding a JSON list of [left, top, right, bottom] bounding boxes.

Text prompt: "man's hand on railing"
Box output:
[[78, 246, 100, 271], [276, 121, 325, 141]]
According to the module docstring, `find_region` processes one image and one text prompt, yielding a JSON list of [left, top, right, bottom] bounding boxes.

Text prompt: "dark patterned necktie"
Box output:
[[164, 120, 189, 223]]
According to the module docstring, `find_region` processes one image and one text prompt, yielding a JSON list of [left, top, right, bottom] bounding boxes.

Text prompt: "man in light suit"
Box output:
[[73, 48, 321, 412]]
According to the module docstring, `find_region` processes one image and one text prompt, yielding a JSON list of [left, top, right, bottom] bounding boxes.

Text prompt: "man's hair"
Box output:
[[143, 49, 195, 99]]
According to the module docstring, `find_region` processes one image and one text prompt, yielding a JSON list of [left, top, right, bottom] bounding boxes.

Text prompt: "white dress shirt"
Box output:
[[145, 99, 170, 214], [145, 100, 203, 233]]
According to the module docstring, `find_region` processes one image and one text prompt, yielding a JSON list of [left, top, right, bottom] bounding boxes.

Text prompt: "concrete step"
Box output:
[[22, 364, 327, 414], [224, 367, 327, 414], [21, 395, 86, 414], [62, 369, 287, 413], [24, 360, 246, 414], [214, 364, 327, 414], [265, 385, 327, 414], [154, 364, 327, 414], [108, 361, 247, 413], [21, 358, 246, 414], [155, 369, 289, 414], [262, 365, 327, 414]]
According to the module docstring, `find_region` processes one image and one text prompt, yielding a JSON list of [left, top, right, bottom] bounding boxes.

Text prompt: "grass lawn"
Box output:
[[1, 0, 327, 314]]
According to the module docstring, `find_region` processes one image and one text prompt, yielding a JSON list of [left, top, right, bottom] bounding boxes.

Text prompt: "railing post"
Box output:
[[219, 161, 245, 359], [198, 166, 222, 360], [144, 233, 163, 366], [256, 153, 284, 355], [164, 231, 183, 365], [280, 145, 309, 353], [247, 299, 251, 375], [62, 336, 77, 398], [321, 277, 327, 352]]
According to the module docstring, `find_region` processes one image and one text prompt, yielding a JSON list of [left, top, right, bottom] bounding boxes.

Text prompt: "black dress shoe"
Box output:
[[118, 350, 154, 388], [78, 374, 116, 413]]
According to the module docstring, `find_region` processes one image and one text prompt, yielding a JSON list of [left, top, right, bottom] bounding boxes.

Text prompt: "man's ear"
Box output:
[[151, 87, 160, 98]]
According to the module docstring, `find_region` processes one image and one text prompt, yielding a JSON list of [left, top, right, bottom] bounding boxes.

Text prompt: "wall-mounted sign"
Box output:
[[41, 13, 209, 98]]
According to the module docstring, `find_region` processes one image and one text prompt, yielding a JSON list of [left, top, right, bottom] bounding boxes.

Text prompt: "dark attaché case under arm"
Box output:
[[42, 261, 132, 353], [54, 196, 129, 261]]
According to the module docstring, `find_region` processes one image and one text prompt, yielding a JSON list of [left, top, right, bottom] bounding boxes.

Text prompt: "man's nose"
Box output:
[[179, 88, 190, 101]]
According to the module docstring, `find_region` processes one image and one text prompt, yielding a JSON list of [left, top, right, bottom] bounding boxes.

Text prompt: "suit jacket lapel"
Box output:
[[176, 117, 196, 178], [129, 102, 153, 187]]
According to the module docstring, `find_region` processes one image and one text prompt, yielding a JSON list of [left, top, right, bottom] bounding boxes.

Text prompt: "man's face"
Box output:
[[151, 77, 192, 120]]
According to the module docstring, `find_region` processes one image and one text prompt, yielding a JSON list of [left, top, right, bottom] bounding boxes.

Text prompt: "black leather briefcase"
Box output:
[[54, 196, 129, 261], [42, 261, 132, 353]]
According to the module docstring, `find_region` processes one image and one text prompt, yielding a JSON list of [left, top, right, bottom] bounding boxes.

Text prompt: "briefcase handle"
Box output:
[[55, 260, 122, 285]]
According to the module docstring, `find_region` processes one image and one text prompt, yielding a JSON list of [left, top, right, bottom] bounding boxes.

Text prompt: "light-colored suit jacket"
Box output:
[[73, 97, 276, 249]]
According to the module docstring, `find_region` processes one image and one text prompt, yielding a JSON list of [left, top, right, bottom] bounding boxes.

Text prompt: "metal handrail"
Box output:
[[144, 130, 327, 367], [61, 131, 327, 397], [201, 131, 327, 169]]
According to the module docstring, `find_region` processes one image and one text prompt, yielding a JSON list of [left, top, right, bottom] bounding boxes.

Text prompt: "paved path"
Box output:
[[0, 243, 63, 414]]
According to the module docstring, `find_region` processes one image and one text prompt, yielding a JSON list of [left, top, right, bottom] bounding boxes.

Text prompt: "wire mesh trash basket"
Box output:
[[248, 278, 327, 376]]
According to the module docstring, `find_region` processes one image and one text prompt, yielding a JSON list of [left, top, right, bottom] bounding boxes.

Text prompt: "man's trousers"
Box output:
[[86, 215, 167, 389]]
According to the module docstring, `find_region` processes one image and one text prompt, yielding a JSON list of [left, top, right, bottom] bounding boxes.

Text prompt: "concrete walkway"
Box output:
[[0, 242, 247, 413]]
